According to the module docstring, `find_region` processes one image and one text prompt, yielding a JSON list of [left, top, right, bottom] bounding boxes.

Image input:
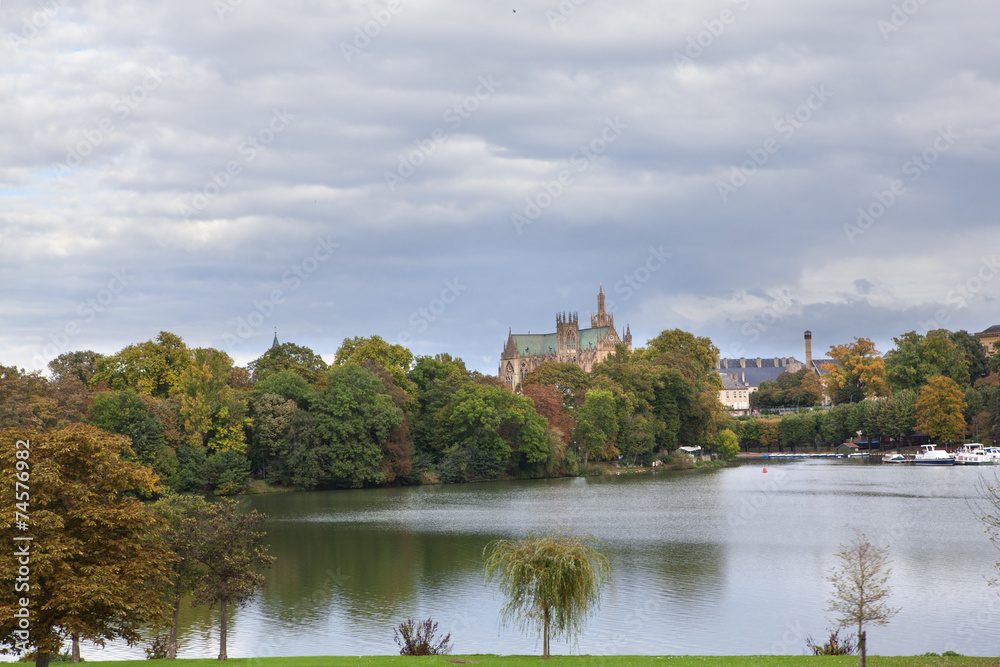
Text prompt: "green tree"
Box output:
[[950, 330, 989, 383], [313, 364, 405, 487], [87, 389, 166, 467], [253, 369, 315, 409], [822, 338, 889, 405], [333, 335, 414, 392], [483, 532, 611, 660], [192, 498, 274, 661], [248, 341, 328, 384], [573, 389, 617, 465], [826, 529, 899, 667], [716, 428, 740, 460], [441, 384, 547, 482], [884, 330, 970, 392], [0, 425, 173, 667], [153, 494, 212, 659], [915, 375, 966, 444]]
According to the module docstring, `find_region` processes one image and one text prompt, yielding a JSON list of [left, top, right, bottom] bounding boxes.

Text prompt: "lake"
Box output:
[[81, 460, 1000, 659]]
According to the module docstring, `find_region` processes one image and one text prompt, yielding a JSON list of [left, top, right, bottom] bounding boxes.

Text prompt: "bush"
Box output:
[[806, 628, 857, 655], [144, 635, 169, 660], [393, 617, 452, 656]]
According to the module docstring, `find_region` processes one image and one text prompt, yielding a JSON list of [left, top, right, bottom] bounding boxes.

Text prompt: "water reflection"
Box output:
[[70, 462, 1000, 660]]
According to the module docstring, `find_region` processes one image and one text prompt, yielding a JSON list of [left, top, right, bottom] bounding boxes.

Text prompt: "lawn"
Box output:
[[75, 655, 1000, 667]]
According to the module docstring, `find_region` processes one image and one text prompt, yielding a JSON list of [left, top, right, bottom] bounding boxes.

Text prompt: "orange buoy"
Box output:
[[762, 467, 768, 473]]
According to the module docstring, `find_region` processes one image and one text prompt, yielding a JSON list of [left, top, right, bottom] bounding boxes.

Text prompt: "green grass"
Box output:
[[74, 655, 1000, 667]]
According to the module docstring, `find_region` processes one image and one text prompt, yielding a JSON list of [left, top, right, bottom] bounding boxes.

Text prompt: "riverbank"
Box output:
[[77, 655, 997, 666]]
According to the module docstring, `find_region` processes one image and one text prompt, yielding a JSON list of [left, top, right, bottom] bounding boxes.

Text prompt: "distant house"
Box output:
[[718, 372, 752, 415], [836, 443, 859, 456], [975, 325, 1000, 357]]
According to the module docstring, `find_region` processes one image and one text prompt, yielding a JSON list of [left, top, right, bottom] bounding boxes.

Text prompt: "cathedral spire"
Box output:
[[271, 329, 279, 349]]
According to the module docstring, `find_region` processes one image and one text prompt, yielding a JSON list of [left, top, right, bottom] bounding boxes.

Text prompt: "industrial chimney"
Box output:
[[804, 330, 813, 369]]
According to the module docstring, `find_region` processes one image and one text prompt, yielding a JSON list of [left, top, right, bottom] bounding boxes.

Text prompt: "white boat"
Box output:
[[955, 443, 993, 466], [883, 452, 908, 464], [914, 444, 955, 466], [985, 447, 1000, 463]]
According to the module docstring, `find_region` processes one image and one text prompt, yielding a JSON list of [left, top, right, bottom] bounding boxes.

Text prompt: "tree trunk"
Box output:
[[543, 606, 550, 660], [582, 449, 589, 467], [169, 598, 180, 659], [71, 634, 80, 662], [35, 652, 51, 667], [858, 627, 866, 667], [218, 603, 228, 661]]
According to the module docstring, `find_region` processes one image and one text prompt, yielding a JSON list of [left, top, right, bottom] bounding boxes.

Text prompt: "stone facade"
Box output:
[[499, 287, 632, 391]]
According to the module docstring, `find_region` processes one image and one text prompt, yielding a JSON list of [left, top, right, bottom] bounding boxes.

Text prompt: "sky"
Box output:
[[2, 0, 999, 377]]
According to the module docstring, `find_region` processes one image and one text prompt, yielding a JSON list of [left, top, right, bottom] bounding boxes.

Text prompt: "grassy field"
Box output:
[[75, 655, 1000, 667]]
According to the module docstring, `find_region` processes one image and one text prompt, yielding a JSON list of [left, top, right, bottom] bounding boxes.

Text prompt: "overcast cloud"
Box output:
[[2, 0, 998, 375]]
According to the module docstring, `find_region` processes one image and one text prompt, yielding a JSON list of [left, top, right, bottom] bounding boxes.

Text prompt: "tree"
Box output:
[[483, 532, 610, 660], [884, 330, 969, 392], [313, 364, 405, 487], [573, 389, 617, 465], [915, 375, 966, 444], [152, 494, 212, 659], [822, 338, 889, 404], [825, 529, 899, 667], [192, 498, 274, 661], [333, 335, 414, 392], [520, 362, 591, 407], [716, 428, 740, 460], [90, 331, 192, 397], [47, 351, 105, 385], [248, 341, 328, 384], [87, 389, 166, 467], [0, 424, 173, 667]]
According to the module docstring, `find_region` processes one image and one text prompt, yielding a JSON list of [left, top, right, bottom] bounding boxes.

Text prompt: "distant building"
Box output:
[[499, 286, 632, 391], [976, 325, 1000, 357], [718, 372, 752, 415], [715, 331, 832, 411]]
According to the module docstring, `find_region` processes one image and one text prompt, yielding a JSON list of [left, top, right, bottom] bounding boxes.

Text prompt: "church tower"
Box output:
[[556, 312, 579, 353], [590, 284, 613, 328]]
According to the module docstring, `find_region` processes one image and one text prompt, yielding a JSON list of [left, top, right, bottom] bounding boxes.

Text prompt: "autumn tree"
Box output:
[[520, 362, 592, 407], [90, 331, 192, 397], [826, 530, 899, 667], [483, 532, 610, 660], [0, 424, 173, 667], [0, 366, 56, 430], [716, 428, 740, 460], [915, 375, 966, 444], [822, 338, 889, 404], [192, 498, 274, 661]]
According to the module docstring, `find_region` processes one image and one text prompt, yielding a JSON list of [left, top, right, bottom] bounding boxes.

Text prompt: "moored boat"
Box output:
[[914, 444, 955, 466], [883, 452, 909, 464], [985, 447, 1000, 463], [955, 443, 993, 465]]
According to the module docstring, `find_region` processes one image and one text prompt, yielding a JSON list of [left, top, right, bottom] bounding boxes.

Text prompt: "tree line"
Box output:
[[0, 328, 730, 496], [738, 328, 999, 448]]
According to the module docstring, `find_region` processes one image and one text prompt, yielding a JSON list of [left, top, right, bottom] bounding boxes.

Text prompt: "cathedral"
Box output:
[[499, 286, 632, 391]]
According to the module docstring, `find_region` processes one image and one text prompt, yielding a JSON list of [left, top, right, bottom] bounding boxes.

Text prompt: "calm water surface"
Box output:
[[86, 460, 1000, 659]]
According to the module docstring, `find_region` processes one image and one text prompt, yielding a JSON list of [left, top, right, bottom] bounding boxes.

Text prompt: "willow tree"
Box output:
[[826, 530, 899, 667], [483, 532, 610, 659]]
